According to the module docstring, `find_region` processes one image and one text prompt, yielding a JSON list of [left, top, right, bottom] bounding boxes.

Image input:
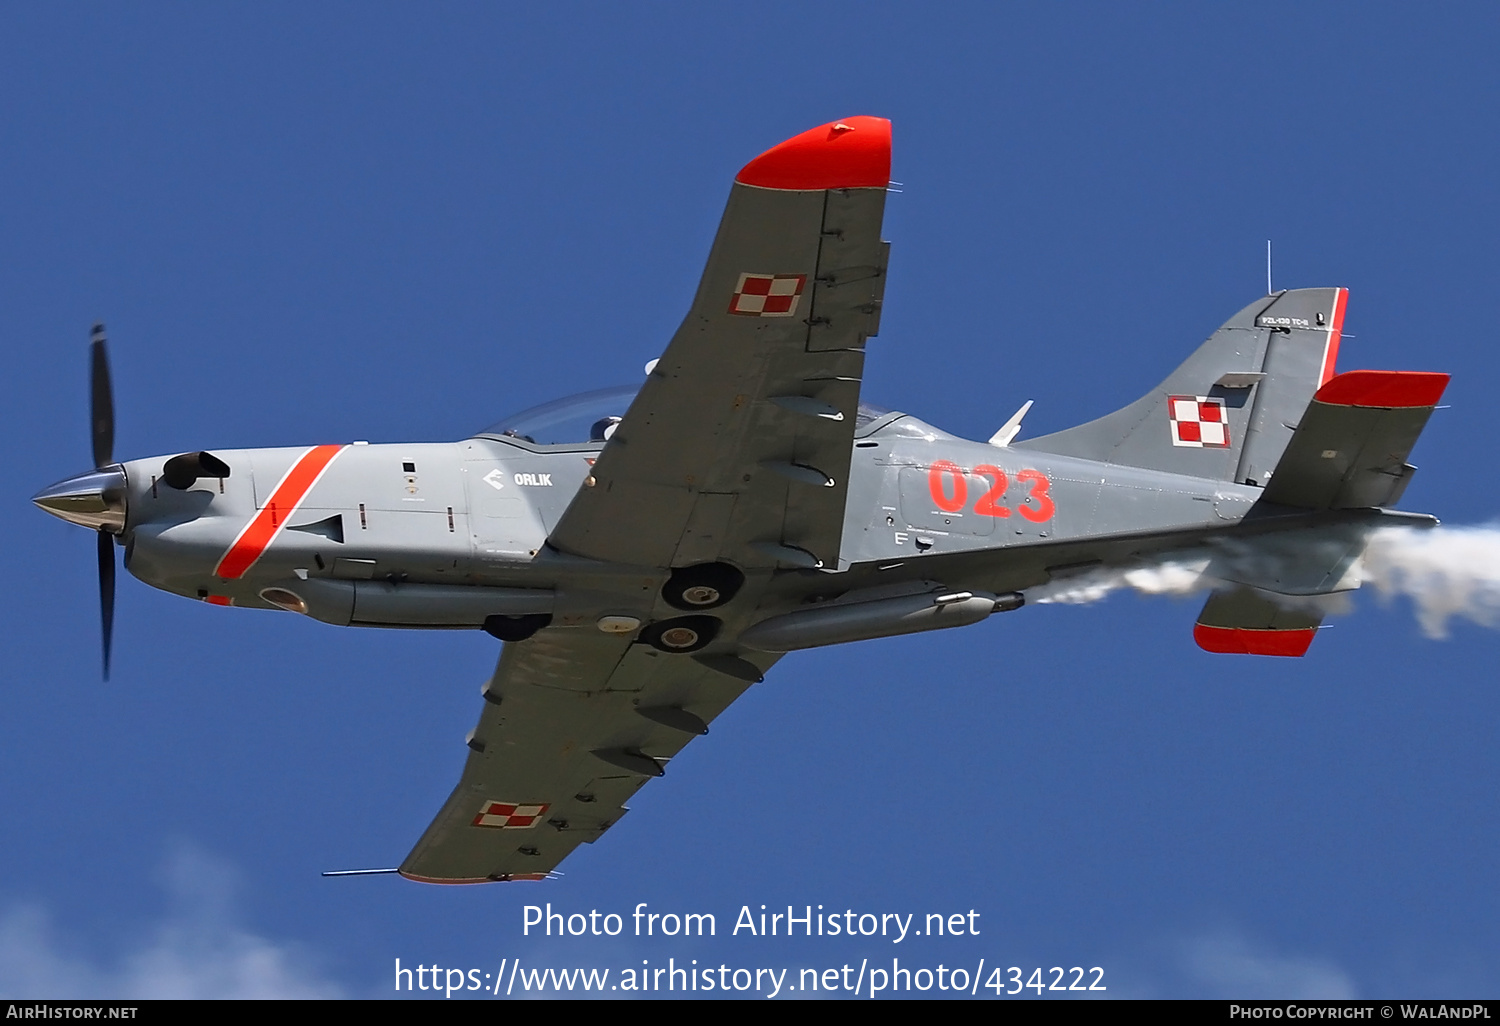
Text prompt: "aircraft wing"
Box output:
[[547, 117, 892, 572], [400, 631, 777, 883]]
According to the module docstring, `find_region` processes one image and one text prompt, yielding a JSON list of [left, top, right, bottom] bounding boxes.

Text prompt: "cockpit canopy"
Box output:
[[476, 385, 895, 447], [476, 385, 638, 446]]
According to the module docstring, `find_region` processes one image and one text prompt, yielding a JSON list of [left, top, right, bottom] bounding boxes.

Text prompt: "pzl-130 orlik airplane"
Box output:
[[35, 117, 1448, 884]]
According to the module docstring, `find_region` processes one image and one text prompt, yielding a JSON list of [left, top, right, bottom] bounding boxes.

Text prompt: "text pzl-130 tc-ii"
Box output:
[[34, 117, 1449, 883]]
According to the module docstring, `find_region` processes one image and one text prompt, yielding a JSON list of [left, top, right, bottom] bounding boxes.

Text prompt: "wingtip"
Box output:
[[735, 116, 892, 191]]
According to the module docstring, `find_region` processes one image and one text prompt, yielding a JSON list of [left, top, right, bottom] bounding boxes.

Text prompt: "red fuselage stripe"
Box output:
[[215, 444, 345, 579]]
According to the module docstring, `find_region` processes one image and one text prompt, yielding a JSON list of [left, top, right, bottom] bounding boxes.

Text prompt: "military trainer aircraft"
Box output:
[[34, 117, 1449, 884]]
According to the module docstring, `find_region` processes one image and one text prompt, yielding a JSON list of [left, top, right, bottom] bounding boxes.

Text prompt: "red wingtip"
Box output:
[[1314, 370, 1450, 409], [736, 116, 892, 191], [1194, 624, 1318, 657]]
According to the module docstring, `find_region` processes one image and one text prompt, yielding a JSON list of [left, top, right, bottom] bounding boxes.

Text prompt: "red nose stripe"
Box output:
[[215, 444, 345, 580]]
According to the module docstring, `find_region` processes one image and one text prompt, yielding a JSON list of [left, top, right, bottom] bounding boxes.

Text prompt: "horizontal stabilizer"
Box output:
[[1261, 370, 1449, 510], [1194, 588, 1321, 657]]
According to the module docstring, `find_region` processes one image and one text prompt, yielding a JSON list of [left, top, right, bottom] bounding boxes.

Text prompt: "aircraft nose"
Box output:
[[32, 465, 128, 533]]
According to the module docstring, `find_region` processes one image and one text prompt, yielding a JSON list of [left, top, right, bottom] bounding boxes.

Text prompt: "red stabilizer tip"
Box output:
[[736, 116, 892, 191], [1315, 370, 1450, 409], [1194, 624, 1318, 657]]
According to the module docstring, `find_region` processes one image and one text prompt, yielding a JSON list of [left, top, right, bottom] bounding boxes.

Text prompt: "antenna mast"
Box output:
[[1266, 240, 1273, 295]]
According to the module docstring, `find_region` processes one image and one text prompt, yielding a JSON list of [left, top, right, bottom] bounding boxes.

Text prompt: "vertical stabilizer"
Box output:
[[1016, 288, 1347, 485]]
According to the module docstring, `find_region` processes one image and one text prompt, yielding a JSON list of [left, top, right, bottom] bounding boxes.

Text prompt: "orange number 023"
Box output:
[[926, 462, 1055, 524]]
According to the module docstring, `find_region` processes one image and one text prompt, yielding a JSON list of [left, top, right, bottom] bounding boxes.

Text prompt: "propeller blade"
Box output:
[[97, 528, 115, 681], [90, 324, 114, 469]]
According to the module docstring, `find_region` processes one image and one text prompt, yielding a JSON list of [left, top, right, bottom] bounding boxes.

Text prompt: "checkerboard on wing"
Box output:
[[727, 273, 806, 317]]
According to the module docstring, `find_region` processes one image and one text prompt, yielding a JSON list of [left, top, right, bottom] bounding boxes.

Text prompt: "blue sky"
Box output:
[[4, 3, 1499, 999]]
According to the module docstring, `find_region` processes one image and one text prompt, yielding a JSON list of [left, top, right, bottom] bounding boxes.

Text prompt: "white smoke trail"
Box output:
[[1030, 558, 1212, 606], [1359, 525, 1500, 638], [1028, 524, 1500, 641]]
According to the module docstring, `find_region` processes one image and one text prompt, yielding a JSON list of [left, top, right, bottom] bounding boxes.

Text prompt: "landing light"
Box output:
[[260, 588, 308, 614]]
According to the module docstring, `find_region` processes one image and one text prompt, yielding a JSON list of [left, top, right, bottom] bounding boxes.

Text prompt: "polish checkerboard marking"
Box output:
[[728, 273, 806, 317], [473, 801, 549, 829], [1168, 395, 1229, 448]]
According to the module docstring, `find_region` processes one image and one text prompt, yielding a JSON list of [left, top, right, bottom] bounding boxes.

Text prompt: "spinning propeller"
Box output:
[[33, 325, 128, 680], [34, 326, 235, 680]]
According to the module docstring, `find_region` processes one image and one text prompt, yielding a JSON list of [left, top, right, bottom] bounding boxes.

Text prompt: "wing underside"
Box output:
[[548, 118, 892, 572], [400, 630, 778, 883]]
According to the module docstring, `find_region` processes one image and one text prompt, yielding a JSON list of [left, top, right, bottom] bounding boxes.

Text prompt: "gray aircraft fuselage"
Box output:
[[108, 401, 1357, 650]]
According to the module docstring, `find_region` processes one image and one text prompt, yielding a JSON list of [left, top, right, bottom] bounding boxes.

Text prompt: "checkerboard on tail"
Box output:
[[1168, 396, 1230, 448]]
